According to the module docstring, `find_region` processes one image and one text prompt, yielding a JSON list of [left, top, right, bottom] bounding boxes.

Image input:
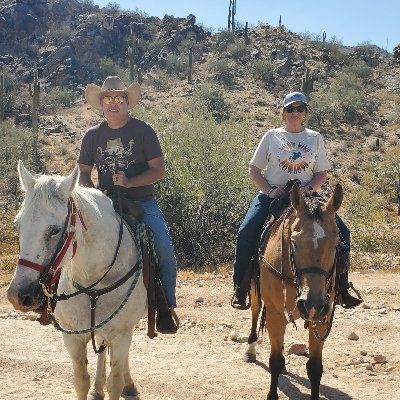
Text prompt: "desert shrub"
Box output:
[[344, 148, 400, 256], [211, 57, 235, 86], [47, 21, 74, 46], [308, 71, 373, 126], [0, 120, 37, 200], [146, 68, 173, 91], [165, 54, 188, 78], [226, 39, 250, 61], [98, 57, 127, 79], [341, 60, 372, 82], [190, 85, 231, 123], [214, 29, 236, 52], [252, 58, 274, 86], [41, 87, 78, 113], [155, 114, 254, 267]]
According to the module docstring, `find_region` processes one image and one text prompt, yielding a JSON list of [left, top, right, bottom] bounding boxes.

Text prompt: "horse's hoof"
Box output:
[[243, 353, 256, 363], [88, 392, 105, 400], [122, 383, 140, 398], [267, 393, 278, 400]]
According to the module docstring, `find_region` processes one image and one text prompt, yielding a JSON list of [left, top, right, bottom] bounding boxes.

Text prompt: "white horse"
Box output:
[[7, 161, 147, 400]]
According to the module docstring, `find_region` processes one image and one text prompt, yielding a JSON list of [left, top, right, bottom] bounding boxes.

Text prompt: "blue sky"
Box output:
[[93, 1, 400, 53]]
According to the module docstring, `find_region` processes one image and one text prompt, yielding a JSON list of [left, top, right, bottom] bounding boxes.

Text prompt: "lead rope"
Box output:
[[281, 209, 297, 330]]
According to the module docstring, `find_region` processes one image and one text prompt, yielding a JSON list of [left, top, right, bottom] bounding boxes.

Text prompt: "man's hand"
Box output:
[[112, 171, 129, 187]]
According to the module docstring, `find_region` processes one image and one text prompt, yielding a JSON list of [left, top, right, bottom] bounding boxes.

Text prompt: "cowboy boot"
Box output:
[[338, 271, 363, 309], [336, 242, 363, 309]]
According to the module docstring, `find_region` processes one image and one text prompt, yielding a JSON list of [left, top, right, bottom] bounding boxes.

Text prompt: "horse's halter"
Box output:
[[17, 197, 87, 293]]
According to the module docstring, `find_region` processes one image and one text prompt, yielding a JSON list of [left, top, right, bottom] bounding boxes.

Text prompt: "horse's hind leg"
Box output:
[[266, 309, 286, 400], [244, 280, 262, 363], [307, 327, 324, 400], [89, 350, 107, 400], [63, 335, 90, 400]]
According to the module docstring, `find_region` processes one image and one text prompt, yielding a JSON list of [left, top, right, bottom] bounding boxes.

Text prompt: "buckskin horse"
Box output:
[[7, 161, 149, 400], [244, 183, 343, 400]]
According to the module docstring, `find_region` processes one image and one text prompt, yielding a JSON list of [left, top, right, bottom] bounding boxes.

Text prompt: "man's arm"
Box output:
[[113, 156, 166, 188], [78, 163, 95, 188]]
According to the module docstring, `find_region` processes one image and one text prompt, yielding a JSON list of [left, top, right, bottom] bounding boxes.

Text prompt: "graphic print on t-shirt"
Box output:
[[96, 138, 136, 174], [277, 140, 313, 174]]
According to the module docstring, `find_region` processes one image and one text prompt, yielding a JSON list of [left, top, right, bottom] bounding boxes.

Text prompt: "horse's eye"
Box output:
[[50, 227, 61, 237]]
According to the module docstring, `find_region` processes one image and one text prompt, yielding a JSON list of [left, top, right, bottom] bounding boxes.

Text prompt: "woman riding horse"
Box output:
[[232, 91, 362, 310]]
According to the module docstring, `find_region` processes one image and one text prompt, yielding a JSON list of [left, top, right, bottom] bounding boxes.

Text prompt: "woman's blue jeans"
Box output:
[[233, 192, 351, 287], [137, 198, 177, 308]]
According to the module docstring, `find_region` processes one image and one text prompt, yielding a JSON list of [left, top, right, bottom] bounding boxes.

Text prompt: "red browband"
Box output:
[[16, 197, 87, 285]]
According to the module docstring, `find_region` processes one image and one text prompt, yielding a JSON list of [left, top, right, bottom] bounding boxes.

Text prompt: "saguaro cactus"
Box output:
[[29, 69, 40, 135], [322, 31, 327, 42], [228, 0, 237, 31], [301, 67, 315, 97], [188, 47, 193, 83], [0, 69, 5, 121], [244, 22, 250, 45], [128, 25, 139, 83]]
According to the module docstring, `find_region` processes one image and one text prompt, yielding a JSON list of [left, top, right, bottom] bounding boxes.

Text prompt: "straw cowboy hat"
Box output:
[[85, 76, 141, 111]]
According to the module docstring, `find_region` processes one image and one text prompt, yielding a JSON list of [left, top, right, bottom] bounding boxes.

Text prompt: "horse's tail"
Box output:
[[258, 304, 267, 336]]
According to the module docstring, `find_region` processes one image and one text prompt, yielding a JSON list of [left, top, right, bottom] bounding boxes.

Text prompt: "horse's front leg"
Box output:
[[244, 280, 262, 363], [63, 334, 90, 400], [107, 333, 134, 400], [89, 349, 107, 400], [307, 325, 325, 400], [266, 308, 286, 400]]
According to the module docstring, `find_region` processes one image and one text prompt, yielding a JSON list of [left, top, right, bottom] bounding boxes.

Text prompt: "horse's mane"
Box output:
[[270, 196, 324, 236], [19, 173, 113, 220]]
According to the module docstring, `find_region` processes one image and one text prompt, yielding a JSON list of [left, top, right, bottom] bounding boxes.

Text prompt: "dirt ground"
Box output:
[[1, 270, 399, 400]]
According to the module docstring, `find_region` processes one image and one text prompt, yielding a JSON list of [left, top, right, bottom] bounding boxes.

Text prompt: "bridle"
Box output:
[[17, 197, 88, 293], [261, 206, 338, 341]]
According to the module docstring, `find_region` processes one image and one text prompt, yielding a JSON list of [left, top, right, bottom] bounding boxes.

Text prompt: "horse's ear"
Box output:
[[17, 160, 35, 192], [326, 183, 343, 213], [290, 182, 305, 213], [55, 165, 80, 201]]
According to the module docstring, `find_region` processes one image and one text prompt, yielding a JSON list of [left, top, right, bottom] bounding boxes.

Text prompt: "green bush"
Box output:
[[155, 113, 254, 267], [211, 58, 235, 86], [0, 120, 37, 200], [190, 85, 231, 123], [308, 71, 373, 126], [146, 68, 173, 91], [165, 54, 188, 78], [253, 58, 274, 86], [41, 87, 78, 113], [226, 39, 250, 60]]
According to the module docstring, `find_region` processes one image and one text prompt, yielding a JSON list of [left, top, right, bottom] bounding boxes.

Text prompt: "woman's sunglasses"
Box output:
[[102, 95, 126, 105], [285, 105, 307, 113]]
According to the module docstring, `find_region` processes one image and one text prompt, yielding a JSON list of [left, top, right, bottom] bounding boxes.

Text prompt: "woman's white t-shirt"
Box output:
[[250, 127, 330, 187]]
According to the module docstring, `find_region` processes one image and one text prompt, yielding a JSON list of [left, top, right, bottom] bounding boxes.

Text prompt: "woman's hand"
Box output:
[[267, 187, 286, 198]]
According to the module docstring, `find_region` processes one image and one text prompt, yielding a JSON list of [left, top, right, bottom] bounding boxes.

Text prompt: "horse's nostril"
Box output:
[[297, 299, 308, 318]]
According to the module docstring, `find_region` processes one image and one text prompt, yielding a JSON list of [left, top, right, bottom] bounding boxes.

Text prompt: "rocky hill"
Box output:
[[0, 0, 399, 270]]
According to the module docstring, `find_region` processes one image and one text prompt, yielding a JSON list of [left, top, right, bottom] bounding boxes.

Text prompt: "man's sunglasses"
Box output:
[[102, 95, 126, 105], [285, 105, 307, 113]]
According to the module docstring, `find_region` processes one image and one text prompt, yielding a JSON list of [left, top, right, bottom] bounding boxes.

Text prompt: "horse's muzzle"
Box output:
[[297, 294, 329, 322], [6, 282, 43, 312]]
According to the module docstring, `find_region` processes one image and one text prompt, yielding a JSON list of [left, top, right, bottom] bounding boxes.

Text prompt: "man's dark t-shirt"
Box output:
[[78, 117, 163, 200]]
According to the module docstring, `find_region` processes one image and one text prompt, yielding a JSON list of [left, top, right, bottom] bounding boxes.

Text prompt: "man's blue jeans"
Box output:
[[137, 198, 177, 308], [233, 192, 351, 287]]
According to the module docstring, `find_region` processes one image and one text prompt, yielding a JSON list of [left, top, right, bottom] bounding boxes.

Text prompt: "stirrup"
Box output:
[[231, 288, 251, 310], [339, 282, 363, 309]]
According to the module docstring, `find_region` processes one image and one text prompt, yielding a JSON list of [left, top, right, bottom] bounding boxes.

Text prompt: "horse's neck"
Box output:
[[265, 216, 292, 275], [68, 191, 130, 284]]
